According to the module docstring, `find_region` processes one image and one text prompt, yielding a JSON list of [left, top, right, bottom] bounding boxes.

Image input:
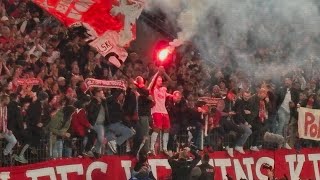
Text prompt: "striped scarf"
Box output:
[[0, 106, 8, 133], [259, 100, 268, 123]]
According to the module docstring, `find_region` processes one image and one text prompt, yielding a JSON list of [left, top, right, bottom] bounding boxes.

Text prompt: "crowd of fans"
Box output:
[[0, 0, 320, 168]]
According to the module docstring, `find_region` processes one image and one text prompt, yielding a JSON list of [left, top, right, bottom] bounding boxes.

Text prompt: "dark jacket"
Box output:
[[7, 101, 24, 132], [107, 98, 125, 124], [197, 163, 214, 180], [168, 150, 201, 180], [137, 87, 153, 117], [123, 88, 137, 117], [86, 98, 109, 126], [167, 98, 188, 125], [26, 100, 51, 127], [234, 98, 257, 125], [276, 87, 299, 111], [276, 87, 300, 120]]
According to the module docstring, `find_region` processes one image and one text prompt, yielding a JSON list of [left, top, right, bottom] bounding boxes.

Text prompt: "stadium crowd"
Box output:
[[0, 0, 320, 169]]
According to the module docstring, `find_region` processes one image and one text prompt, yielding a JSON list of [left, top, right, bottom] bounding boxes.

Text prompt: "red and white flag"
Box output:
[[32, 0, 144, 62]]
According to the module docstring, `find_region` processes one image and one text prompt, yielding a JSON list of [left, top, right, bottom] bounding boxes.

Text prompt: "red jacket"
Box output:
[[71, 108, 91, 137]]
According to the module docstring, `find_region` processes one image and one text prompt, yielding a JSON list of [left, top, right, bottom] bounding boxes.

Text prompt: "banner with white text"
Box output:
[[0, 148, 320, 180], [298, 107, 320, 141]]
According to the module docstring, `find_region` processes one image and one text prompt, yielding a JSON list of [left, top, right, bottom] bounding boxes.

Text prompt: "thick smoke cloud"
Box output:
[[146, 0, 320, 81]]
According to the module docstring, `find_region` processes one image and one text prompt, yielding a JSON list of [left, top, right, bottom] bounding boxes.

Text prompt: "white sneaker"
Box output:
[[163, 150, 172, 157], [284, 143, 292, 150], [14, 154, 28, 164], [126, 142, 131, 153], [226, 146, 234, 157], [148, 150, 156, 156], [250, 146, 260, 152], [235, 146, 245, 154], [108, 140, 117, 154], [83, 151, 94, 157]]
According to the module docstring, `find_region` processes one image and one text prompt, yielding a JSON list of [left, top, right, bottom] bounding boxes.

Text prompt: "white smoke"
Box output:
[[146, 0, 320, 80]]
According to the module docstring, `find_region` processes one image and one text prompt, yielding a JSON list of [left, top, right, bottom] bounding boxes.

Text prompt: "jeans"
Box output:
[[3, 132, 17, 155], [235, 124, 252, 147], [106, 122, 134, 146], [267, 114, 277, 133], [52, 140, 63, 158], [93, 124, 105, 154], [275, 107, 290, 137], [220, 118, 252, 147]]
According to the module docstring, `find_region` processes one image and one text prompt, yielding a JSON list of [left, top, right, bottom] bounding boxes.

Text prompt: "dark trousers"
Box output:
[[132, 116, 150, 154], [249, 120, 268, 146], [28, 126, 44, 147], [168, 123, 187, 151], [220, 118, 252, 147], [82, 130, 97, 152], [13, 129, 32, 145]]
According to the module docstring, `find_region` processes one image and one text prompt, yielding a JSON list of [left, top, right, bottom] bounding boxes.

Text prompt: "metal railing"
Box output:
[[0, 130, 317, 167]]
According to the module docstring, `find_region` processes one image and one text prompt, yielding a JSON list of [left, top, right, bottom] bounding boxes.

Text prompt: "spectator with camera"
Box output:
[[190, 153, 214, 180], [130, 151, 156, 180], [168, 146, 201, 180]]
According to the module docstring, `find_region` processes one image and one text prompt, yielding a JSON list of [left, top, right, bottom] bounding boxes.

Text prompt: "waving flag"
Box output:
[[32, 0, 144, 62]]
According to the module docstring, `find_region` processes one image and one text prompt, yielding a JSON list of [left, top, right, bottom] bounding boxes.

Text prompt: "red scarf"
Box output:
[[259, 100, 268, 123]]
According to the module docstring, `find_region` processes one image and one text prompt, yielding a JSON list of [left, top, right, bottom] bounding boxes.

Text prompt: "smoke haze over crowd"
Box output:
[[146, 0, 320, 81]]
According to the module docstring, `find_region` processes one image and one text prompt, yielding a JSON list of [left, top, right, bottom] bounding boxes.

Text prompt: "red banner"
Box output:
[[32, 0, 144, 60], [1, 148, 320, 180]]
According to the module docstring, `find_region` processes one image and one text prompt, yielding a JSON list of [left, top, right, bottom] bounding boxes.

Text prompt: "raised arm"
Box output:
[[159, 66, 173, 83], [147, 70, 160, 91]]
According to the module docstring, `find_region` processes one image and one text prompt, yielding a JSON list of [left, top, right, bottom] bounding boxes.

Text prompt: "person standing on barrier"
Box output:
[[87, 88, 109, 156], [0, 94, 17, 165], [148, 66, 173, 156], [168, 146, 201, 180], [10, 95, 32, 164], [233, 91, 255, 153], [219, 90, 252, 157], [166, 90, 188, 152], [24, 91, 51, 161], [71, 97, 96, 157], [132, 76, 154, 158], [275, 77, 299, 149], [46, 105, 75, 159], [249, 88, 274, 151], [106, 90, 135, 154]]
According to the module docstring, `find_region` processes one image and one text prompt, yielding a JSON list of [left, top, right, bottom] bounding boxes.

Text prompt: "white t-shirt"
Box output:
[[281, 88, 291, 113], [151, 87, 168, 114]]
